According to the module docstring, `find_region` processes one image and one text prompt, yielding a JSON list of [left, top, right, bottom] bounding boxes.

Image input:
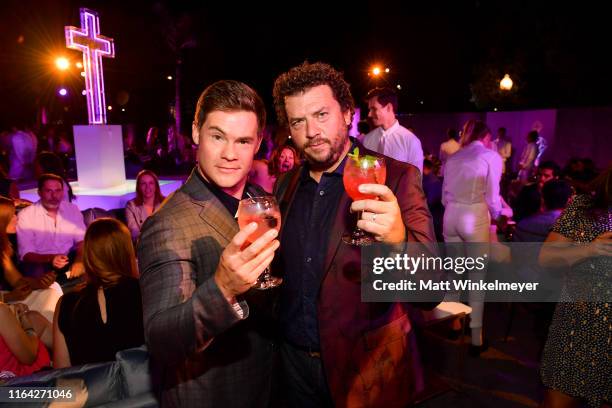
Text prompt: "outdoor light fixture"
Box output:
[[500, 74, 513, 91], [55, 57, 70, 70]]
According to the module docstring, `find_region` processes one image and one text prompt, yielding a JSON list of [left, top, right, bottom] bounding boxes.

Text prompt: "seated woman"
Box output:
[[52, 218, 144, 368], [248, 145, 299, 193], [0, 302, 51, 378], [125, 170, 164, 242], [0, 197, 60, 322]]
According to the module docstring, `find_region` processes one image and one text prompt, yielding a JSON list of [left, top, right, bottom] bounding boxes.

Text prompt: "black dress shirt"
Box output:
[[195, 168, 248, 217], [279, 154, 349, 350]]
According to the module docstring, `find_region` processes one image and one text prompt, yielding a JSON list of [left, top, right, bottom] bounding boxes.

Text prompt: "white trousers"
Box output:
[[443, 202, 490, 331]]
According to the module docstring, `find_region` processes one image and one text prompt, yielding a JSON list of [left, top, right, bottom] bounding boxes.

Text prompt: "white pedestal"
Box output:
[[73, 125, 126, 189]]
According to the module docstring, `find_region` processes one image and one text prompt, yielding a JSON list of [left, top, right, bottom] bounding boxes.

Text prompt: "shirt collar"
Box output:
[[37, 200, 64, 216], [194, 167, 249, 204], [382, 120, 400, 137]]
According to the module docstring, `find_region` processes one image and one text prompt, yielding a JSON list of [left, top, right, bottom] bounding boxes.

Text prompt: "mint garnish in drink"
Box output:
[[348, 147, 380, 169]]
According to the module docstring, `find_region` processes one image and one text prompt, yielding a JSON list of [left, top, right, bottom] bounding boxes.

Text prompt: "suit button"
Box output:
[[306, 257, 312, 263], [319, 190, 325, 196]]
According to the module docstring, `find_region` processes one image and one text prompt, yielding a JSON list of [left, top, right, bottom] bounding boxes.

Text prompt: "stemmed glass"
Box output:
[[342, 149, 387, 246], [237, 196, 282, 289]]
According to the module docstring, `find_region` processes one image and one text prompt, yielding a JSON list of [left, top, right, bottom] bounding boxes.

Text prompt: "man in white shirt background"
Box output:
[[363, 87, 424, 175], [16, 174, 86, 283]]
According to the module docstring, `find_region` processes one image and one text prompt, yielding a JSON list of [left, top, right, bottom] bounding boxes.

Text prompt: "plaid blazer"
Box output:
[[138, 168, 278, 408]]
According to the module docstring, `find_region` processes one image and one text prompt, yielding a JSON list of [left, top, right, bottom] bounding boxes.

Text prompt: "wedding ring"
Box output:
[[372, 213, 377, 223]]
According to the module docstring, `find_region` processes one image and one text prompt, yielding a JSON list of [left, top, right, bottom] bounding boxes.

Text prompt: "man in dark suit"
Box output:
[[138, 80, 280, 407], [272, 62, 437, 407]]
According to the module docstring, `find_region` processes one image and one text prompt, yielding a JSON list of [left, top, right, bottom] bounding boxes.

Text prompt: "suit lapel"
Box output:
[[278, 168, 302, 241], [183, 168, 239, 243], [195, 199, 238, 243]]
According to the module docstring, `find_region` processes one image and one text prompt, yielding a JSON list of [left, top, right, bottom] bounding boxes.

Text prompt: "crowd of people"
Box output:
[[0, 61, 610, 408]]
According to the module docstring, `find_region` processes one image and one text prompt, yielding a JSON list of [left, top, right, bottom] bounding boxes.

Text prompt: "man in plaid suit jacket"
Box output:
[[138, 81, 280, 407]]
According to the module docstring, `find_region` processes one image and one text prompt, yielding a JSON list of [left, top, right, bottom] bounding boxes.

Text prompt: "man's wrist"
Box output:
[[213, 274, 236, 303]]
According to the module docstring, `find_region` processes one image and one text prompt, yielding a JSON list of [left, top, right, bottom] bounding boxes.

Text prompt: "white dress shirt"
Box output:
[[363, 120, 424, 174], [16, 201, 86, 259], [442, 141, 503, 219]]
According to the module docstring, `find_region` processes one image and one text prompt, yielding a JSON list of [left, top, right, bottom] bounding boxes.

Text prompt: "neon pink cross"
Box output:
[[65, 8, 115, 125]]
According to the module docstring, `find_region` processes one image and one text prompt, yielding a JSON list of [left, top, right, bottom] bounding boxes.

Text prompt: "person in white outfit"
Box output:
[[363, 87, 424, 175], [442, 119, 503, 354]]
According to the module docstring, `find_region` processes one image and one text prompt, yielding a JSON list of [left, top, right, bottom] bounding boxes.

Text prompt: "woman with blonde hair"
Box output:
[[52, 218, 144, 368], [125, 169, 165, 242]]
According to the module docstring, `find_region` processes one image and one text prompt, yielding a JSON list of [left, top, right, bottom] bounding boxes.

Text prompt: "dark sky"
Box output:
[[0, 1, 608, 131]]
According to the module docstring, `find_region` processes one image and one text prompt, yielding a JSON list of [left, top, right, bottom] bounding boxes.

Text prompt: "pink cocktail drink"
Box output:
[[237, 211, 281, 244], [342, 151, 387, 246], [343, 165, 387, 201], [236, 195, 282, 289]]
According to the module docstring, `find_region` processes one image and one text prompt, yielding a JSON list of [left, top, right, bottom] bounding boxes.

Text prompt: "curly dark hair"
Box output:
[[273, 62, 355, 127]]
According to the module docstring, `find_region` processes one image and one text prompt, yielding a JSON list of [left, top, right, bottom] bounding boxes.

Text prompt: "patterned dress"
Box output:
[[540, 194, 612, 407]]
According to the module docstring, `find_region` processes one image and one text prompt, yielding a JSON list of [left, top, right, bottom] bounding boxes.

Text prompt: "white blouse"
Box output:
[[442, 141, 503, 219]]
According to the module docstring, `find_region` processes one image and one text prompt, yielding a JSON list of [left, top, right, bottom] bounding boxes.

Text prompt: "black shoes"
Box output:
[[468, 340, 489, 357]]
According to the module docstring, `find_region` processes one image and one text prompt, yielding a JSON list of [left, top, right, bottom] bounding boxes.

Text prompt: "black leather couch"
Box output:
[[1, 346, 158, 407]]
